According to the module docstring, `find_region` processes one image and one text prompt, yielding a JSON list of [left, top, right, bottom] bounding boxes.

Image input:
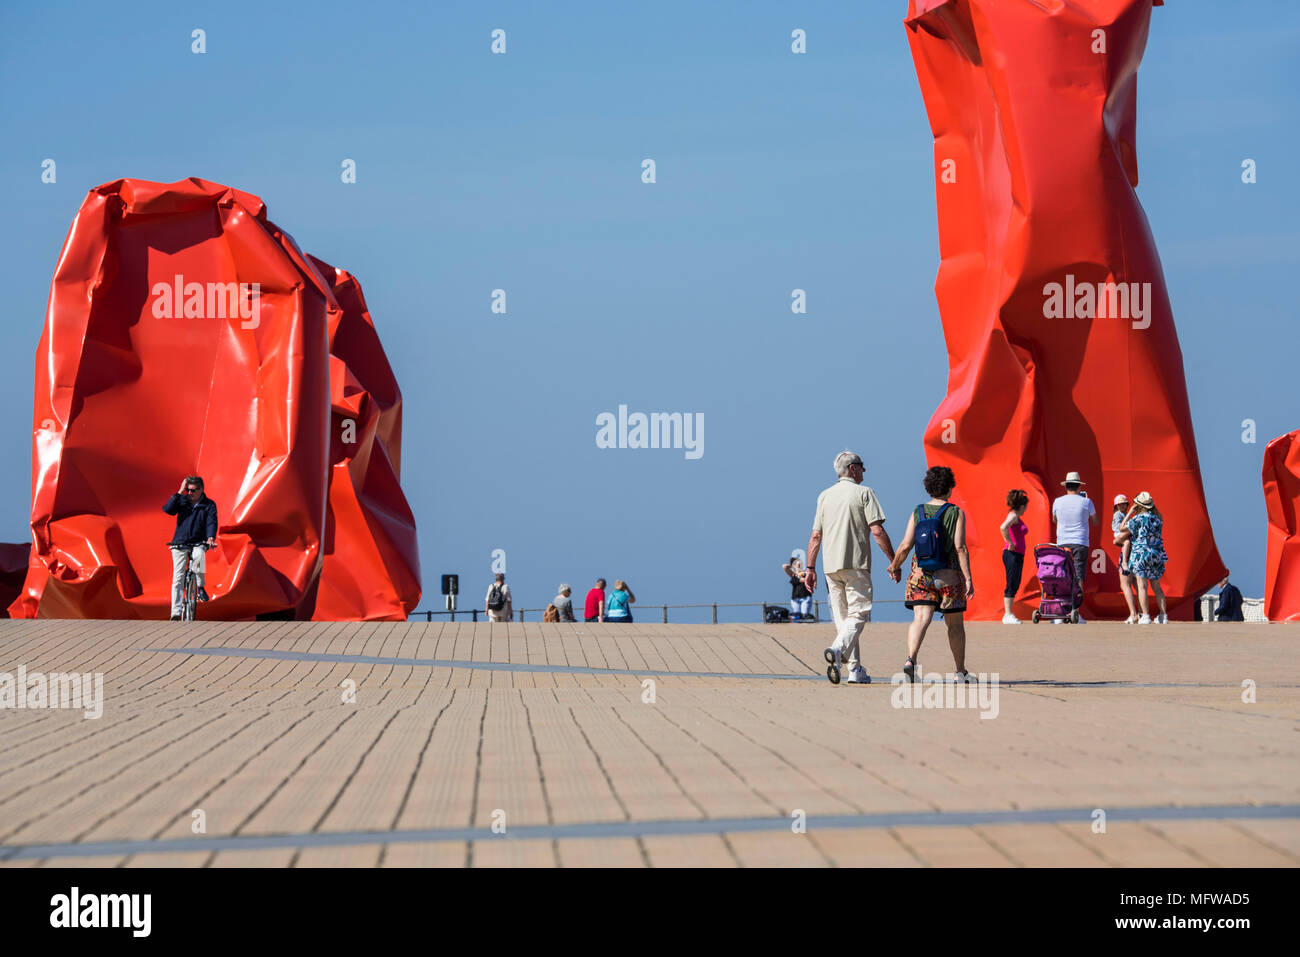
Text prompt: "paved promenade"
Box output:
[[0, 618, 1296, 867]]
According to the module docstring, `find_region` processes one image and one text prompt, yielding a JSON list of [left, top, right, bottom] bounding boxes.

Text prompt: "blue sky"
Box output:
[[1, 1, 1296, 621]]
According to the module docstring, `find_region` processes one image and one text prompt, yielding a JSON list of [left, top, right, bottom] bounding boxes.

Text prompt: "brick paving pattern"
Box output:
[[0, 619, 1296, 866]]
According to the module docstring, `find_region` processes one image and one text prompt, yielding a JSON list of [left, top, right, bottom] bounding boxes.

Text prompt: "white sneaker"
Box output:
[[846, 665, 871, 684], [1125, 615, 1138, 624], [1138, 614, 1151, 624], [1052, 619, 1063, 625], [1156, 614, 1168, 624], [1001, 614, 1021, 625], [951, 670, 977, 683]]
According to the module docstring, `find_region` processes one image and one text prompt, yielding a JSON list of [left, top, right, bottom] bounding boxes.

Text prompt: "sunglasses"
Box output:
[[186, 488, 200, 493]]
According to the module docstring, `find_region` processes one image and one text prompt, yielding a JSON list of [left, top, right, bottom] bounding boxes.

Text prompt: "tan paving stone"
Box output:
[[1, 620, 1296, 867]]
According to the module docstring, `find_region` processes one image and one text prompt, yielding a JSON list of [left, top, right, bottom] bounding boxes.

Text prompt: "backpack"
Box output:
[[914, 503, 953, 572], [487, 583, 506, 611], [543, 604, 559, 622]]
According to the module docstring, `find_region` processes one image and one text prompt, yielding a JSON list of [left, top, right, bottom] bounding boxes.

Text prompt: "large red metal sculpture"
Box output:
[[905, 0, 1224, 620], [1263, 430, 1300, 623], [10, 177, 419, 620]]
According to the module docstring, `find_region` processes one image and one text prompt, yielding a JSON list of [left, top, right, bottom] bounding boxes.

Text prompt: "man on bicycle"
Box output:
[[164, 476, 217, 619]]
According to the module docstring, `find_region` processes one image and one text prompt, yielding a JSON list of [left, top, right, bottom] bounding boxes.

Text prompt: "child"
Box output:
[[999, 489, 1030, 624]]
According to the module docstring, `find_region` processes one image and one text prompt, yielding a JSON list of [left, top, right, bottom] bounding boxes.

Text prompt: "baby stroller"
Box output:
[[1031, 544, 1081, 624]]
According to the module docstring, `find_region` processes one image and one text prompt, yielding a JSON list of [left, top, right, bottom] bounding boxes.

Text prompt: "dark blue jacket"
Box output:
[[1215, 582, 1245, 622], [164, 493, 218, 545]]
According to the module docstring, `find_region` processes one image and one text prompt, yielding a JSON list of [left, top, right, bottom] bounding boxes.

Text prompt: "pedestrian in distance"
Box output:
[[552, 583, 576, 622], [1122, 491, 1168, 623], [1214, 572, 1245, 622], [999, 489, 1029, 624], [485, 572, 512, 622], [1051, 471, 1098, 623], [584, 578, 606, 622], [887, 466, 976, 683], [782, 555, 813, 620], [605, 580, 635, 623], [803, 450, 898, 685]]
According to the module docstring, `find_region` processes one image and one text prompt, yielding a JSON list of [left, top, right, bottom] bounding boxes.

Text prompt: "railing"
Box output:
[[412, 595, 1269, 623], [408, 600, 872, 623]]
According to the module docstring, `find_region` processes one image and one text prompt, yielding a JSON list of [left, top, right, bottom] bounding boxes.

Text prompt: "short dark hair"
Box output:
[[1005, 488, 1029, 510], [923, 466, 956, 498], [186, 475, 204, 491], [596, 578, 606, 588]]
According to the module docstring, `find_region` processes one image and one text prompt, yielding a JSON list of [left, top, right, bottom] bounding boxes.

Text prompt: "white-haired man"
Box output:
[[804, 451, 898, 684]]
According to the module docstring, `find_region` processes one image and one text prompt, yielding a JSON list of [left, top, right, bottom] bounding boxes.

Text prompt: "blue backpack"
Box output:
[[914, 503, 953, 572]]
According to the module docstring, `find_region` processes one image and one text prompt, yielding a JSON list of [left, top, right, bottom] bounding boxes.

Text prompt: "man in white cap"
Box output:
[[1052, 471, 1097, 621], [803, 450, 899, 684]]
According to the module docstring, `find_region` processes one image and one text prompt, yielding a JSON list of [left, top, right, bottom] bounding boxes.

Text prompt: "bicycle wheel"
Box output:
[[183, 571, 196, 621]]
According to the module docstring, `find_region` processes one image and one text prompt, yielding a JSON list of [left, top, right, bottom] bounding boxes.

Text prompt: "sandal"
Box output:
[[903, 656, 916, 683]]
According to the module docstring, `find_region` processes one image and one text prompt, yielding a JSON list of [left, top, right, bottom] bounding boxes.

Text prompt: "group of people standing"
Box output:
[[995, 472, 1171, 625]]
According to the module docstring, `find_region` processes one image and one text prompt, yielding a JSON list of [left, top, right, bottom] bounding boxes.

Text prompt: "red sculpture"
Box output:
[[1263, 430, 1300, 623], [10, 177, 419, 620], [904, 0, 1224, 620]]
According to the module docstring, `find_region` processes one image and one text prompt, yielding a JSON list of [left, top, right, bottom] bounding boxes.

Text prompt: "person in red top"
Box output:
[[584, 578, 607, 622]]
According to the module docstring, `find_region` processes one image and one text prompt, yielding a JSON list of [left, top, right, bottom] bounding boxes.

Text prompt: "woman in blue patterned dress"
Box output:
[[1122, 491, 1168, 624]]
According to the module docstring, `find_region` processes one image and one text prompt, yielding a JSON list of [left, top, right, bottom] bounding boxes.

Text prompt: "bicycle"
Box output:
[[168, 541, 213, 621]]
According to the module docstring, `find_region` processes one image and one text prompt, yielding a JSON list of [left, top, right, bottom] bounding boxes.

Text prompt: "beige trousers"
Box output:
[[826, 568, 873, 671]]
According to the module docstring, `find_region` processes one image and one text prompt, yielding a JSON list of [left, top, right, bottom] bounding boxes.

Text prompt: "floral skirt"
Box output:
[[1129, 544, 1166, 581], [904, 558, 966, 614]]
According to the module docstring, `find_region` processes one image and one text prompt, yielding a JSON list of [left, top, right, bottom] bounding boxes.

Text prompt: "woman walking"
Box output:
[[605, 580, 636, 623], [1111, 494, 1140, 623], [999, 489, 1029, 624], [887, 466, 976, 682], [1122, 491, 1168, 623], [782, 555, 813, 620]]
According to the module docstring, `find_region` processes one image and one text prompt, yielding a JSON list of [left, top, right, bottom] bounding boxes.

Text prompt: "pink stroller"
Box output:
[[1031, 543, 1080, 624]]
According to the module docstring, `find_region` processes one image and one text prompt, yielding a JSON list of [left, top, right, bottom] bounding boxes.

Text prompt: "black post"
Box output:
[[426, 610, 432, 622], [472, 609, 478, 622], [661, 605, 667, 624], [712, 603, 717, 624]]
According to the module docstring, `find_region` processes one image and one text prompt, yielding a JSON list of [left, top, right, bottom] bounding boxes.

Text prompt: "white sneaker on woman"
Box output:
[[1156, 613, 1168, 624], [1138, 614, 1152, 624], [1001, 614, 1021, 625]]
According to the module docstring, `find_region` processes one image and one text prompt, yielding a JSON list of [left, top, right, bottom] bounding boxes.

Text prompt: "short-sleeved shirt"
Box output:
[[553, 594, 574, 621], [584, 588, 605, 618], [1052, 494, 1096, 546], [813, 478, 887, 575]]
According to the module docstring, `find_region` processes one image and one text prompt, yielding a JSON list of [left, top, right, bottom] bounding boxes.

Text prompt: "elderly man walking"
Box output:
[[804, 451, 899, 684]]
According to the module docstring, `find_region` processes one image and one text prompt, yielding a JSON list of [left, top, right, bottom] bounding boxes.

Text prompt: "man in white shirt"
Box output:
[[804, 450, 898, 684], [1051, 471, 1098, 621]]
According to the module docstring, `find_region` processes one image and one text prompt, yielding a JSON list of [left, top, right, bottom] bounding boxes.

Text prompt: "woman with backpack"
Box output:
[[886, 466, 976, 683], [605, 580, 636, 623]]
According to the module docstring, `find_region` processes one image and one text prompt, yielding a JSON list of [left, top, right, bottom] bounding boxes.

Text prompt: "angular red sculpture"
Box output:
[[1263, 431, 1300, 623], [904, 0, 1224, 620], [311, 254, 421, 621], [10, 177, 419, 620]]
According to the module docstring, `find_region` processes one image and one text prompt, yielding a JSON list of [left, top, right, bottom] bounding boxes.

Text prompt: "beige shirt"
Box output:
[[813, 478, 887, 574]]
